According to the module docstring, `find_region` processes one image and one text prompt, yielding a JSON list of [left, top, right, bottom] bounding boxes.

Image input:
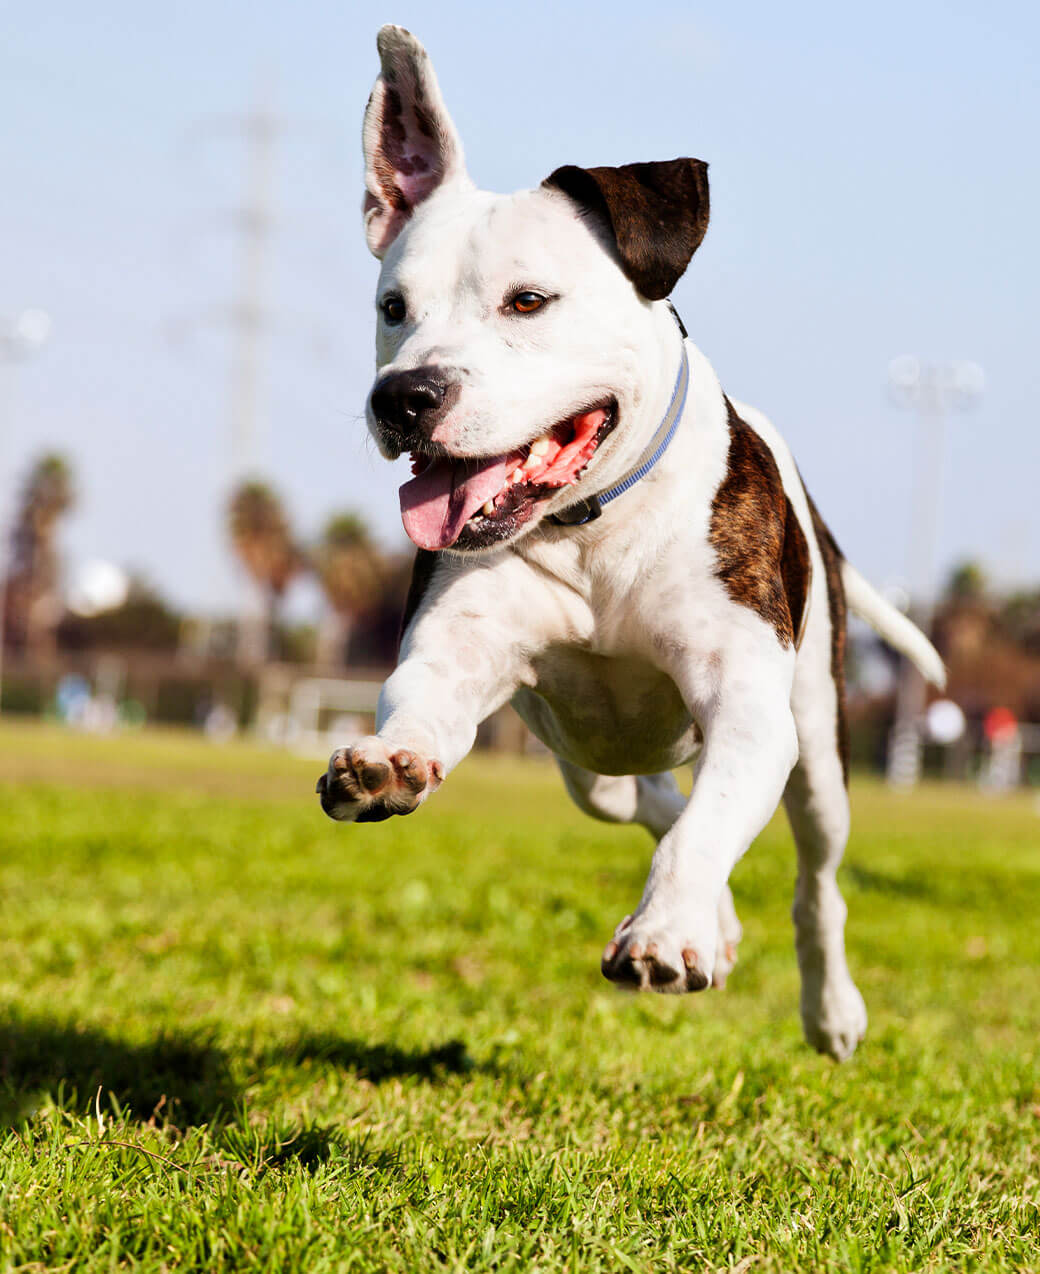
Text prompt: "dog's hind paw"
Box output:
[[600, 908, 716, 994], [316, 736, 443, 823], [801, 977, 868, 1062]]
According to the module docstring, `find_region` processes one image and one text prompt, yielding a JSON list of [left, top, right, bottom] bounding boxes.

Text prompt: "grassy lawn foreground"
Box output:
[[0, 722, 1037, 1271]]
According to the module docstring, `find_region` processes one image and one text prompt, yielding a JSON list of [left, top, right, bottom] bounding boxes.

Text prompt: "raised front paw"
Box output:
[[315, 736, 443, 823], [600, 905, 718, 994]]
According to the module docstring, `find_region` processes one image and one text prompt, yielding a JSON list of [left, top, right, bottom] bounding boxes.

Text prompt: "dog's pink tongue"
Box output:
[[400, 454, 512, 550]]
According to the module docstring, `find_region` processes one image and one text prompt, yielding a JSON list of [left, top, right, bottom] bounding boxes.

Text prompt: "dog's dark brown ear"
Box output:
[[543, 159, 709, 301], [362, 26, 471, 258]]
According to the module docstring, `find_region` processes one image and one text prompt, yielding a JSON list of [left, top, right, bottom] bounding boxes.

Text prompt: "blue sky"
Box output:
[[2, 0, 1037, 613]]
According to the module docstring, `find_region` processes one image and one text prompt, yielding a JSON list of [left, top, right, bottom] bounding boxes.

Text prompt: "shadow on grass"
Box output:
[[216, 1121, 404, 1174], [844, 865, 934, 900], [266, 1032, 478, 1083], [0, 1019, 482, 1130], [0, 1017, 238, 1127]]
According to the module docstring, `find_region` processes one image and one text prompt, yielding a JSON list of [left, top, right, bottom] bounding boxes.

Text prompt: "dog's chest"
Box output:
[[512, 647, 700, 776]]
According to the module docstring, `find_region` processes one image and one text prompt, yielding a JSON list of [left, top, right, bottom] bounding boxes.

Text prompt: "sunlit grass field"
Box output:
[[0, 720, 1037, 1271]]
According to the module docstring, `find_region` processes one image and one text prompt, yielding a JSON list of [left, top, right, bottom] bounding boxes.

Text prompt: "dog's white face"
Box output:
[[372, 187, 657, 551], [361, 27, 709, 553]]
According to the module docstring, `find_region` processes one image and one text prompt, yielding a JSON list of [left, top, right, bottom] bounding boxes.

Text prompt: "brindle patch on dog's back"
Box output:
[[807, 495, 849, 783], [710, 401, 811, 649]]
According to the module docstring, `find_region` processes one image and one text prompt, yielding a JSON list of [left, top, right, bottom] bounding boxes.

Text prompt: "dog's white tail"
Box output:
[[841, 561, 946, 689]]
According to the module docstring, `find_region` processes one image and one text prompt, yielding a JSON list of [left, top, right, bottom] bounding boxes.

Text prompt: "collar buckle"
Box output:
[[547, 495, 601, 527]]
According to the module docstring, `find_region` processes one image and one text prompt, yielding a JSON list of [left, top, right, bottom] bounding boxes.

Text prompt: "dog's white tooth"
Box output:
[[482, 500, 495, 516], [530, 437, 550, 456], [511, 467, 524, 482], [522, 453, 541, 471]]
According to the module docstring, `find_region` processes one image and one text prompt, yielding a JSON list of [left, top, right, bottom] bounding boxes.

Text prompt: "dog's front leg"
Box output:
[[316, 647, 521, 823], [601, 646, 798, 991], [316, 558, 553, 823], [314, 668, 450, 824]]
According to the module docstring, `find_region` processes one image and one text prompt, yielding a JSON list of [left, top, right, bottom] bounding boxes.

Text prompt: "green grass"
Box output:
[[0, 721, 1037, 1272]]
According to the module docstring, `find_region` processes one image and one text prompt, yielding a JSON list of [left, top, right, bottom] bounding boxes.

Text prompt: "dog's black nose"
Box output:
[[370, 368, 448, 434]]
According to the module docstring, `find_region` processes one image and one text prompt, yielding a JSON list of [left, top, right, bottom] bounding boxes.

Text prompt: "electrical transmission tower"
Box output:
[[178, 81, 284, 481], [175, 83, 286, 665], [174, 82, 336, 668], [226, 93, 278, 479]]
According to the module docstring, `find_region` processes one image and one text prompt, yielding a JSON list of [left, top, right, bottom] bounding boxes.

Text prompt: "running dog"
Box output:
[[316, 26, 945, 1060]]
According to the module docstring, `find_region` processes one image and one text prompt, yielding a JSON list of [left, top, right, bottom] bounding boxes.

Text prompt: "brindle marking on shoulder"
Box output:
[[710, 400, 812, 650], [806, 495, 850, 783], [782, 497, 811, 648], [399, 549, 441, 653]]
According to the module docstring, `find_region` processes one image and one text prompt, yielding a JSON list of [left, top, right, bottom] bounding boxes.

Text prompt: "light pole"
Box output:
[[0, 309, 53, 711], [885, 356, 984, 787]]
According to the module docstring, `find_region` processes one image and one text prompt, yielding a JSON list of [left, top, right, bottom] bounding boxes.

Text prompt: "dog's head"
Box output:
[[362, 26, 709, 553]]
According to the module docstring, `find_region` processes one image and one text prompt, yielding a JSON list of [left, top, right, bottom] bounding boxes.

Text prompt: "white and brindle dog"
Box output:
[[317, 26, 945, 1060]]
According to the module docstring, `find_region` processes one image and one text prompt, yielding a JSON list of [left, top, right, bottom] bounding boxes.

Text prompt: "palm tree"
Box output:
[[312, 512, 384, 666], [227, 480, 302, 663], [4, 453, 75, 653], [945, 559, 988, 602]]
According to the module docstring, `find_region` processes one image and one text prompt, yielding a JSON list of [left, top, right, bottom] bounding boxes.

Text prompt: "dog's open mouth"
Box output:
[[399, 402, 617, 551]]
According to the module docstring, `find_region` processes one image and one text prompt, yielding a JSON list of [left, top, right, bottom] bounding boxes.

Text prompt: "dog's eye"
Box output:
[[510, 291, 547, 315], [380, 295, 406, 325]]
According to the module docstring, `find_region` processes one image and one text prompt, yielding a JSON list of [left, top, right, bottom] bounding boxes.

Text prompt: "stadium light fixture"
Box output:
[[885, 356, 984, 787]]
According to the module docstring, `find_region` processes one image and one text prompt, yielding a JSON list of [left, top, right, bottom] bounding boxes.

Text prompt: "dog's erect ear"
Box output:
[[362, 26, 470, 259], [543, 160, 709, 301]]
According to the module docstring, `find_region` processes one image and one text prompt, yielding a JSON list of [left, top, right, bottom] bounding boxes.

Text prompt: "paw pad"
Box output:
[[316, 740, 442, 822]]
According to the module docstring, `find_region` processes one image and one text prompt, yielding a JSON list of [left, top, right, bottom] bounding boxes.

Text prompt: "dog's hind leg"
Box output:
[[556, 760, 682, 837], [783, 714, 868, 1061], [556, 760, 742, 987]]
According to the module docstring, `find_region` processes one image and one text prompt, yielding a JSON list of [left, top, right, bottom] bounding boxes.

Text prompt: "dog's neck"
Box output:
[[548, 302, 690, 528]]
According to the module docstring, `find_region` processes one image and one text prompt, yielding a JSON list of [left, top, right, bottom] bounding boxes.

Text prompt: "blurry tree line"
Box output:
[[3, 451, 1040, 716], [1, 455, 412, 669], [224, 478, 411, 666], [930, 560, 1040, 722]]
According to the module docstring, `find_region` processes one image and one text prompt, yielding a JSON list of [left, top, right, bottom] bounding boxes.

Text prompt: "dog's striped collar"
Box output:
[[548, 303, 690, 528]]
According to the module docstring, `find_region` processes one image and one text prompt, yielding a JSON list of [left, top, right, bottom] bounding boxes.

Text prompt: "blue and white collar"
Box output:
[[548, 304, 690, 528]]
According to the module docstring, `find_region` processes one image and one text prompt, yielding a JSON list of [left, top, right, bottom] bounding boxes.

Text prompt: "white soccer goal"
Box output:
[[283, 677, 382, 757]]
